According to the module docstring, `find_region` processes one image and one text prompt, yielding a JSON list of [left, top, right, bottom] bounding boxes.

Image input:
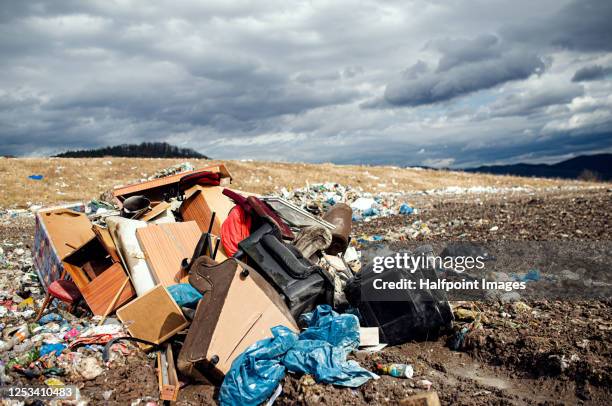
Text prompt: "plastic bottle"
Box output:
[[376, 363, 414, 378], [9, 324, 30, 343]]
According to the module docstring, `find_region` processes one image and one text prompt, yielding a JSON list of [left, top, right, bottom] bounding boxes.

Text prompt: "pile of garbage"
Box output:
[[278, 182, 415, 221], [1, 162, 453, 405], [0, 245, 132, 401], [148, 162, 195, 180]]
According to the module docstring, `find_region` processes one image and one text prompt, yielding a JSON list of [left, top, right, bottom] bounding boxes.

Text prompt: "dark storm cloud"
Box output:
[[487, 83, 584, 117], [384, 49, 545, 107], [572, 65, 612, 82], [504, 0, 612, 52], [431, 34, 502, 73], [383, 0, 611, 108], [0, 0, 611, 167]]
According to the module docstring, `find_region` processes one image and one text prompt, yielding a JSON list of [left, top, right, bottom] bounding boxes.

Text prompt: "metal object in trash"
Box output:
[[121, 195, 151, 219]]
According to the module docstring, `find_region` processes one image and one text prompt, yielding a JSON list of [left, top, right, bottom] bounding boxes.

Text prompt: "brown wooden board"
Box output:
[[39, 209, 95, 260], [63, 229, 136, 316], [140, 201, 172, 222], [63, 235, 114, 289], [178, 259, 298, 381], [180, 186, 237, 235], [61, 262, 90, 290], [80, 262, 135, 316], [112, 164, 232, 201], [116, 285, 188, 344], [157, 343, 180, 401], [81, 262, 97, 280], [91, 225, 121, 262], [135, 222, 201, 287]]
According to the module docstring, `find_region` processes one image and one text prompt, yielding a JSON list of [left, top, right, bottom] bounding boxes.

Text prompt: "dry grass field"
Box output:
[[0, 157, 605, 208]]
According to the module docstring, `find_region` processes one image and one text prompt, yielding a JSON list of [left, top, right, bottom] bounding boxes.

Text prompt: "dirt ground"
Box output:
[[0, 157, 599, 208], [273, 188, 612, 406], [0, 161, 610, 405]]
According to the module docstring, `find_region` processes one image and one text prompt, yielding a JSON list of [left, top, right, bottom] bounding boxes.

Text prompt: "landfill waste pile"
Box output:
[[278, 182, 416, 222], [0, 162, 455, 405], [0, 161, 610, 405], [148, 162, 195, 180], [277, 183, 432, 245]]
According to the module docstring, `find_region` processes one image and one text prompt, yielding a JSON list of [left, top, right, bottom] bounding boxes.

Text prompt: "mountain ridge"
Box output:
[[464, 153, 611, 180]]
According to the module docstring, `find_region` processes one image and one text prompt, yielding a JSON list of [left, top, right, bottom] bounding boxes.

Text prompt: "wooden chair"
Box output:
[[35, 269, 82, 321]]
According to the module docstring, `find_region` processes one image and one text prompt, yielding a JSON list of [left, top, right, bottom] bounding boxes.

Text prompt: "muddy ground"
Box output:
[[1, 187, 610, 405]]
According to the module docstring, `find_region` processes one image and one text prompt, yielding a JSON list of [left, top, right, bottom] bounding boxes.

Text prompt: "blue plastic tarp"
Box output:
[[219, 305, 378, 406], [512, 269, 541, 282], [399, 203, 414, 215], [168, 284, 203, 308], [219, 326, 296, 406], [39, 343, 66, 357], [38, 313, 63, 325]]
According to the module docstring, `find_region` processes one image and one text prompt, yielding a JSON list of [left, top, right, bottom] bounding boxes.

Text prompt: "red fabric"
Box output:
[[221, 205, 252, 257], [246, 196, 294, 240], [222, 188, 252, 214], [48, 280, 82, 304], [179, 171, 221, 192], [222, 188, 293, 239]]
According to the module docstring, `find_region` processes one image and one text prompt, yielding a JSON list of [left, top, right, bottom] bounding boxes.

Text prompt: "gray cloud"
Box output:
[[487, 82, 584, 117], [572, 65, 612, 82], [504, 0, 612, 52], [431, 34, 502, 72], [384, 48, 545, 106], [0, 0, 611, 168]]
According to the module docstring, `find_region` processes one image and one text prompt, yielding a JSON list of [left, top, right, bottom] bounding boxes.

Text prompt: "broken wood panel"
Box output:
[[39, 209, 95, 260], [112, 164, 232, 199], [61, 261, 90, 290], [80, 262, 135, 316], [157, 343, 180, 401], [92, 225, 121, 262], [116, 284, 188, 344], [136, 222, 201, 287], [140, 201, 172, 222], [180, 186, 235, 236]]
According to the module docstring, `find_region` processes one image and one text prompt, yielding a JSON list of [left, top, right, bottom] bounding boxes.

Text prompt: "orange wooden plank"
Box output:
[[180, 190, 213, 234], [180, 186, 235, 236], [140, 201, 171, 222], [81, 262, 135, 316], [61, 261, 90, 290], [136, 222, 201, 287], [112, 164, 232, 199], [91, 225, 121, 262]]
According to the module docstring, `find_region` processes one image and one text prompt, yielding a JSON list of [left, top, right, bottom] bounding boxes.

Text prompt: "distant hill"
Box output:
[[465, 153, 611, 181], [54, 142, 208, 159]]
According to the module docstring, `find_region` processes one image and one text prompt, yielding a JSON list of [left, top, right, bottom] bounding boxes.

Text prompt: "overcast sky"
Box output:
[[1, 0, 611, 167]]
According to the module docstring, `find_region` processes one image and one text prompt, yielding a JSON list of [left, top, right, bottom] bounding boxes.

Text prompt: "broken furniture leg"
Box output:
[[157, 343, 180, 401]]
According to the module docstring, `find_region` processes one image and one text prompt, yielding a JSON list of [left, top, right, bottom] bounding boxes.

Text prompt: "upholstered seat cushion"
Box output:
[[48, 279, 82, 304]]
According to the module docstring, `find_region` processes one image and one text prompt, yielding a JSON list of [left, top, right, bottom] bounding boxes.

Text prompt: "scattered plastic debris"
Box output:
[[416, 379, 433, 390], [149, 162, 194, 180], [512, 269, 541, 282], [399, 203, 414, 215], [375, 362, 414, 378], [278, 183, 416, 221]]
